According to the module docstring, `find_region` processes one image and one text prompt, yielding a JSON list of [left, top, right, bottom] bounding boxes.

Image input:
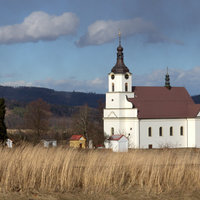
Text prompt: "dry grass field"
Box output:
[[0, 145, 200, 199]]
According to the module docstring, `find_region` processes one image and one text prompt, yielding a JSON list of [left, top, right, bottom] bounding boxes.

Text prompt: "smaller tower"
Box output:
[[165, 67, 171, 89]]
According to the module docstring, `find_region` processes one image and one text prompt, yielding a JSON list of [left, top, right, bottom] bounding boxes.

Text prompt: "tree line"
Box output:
[[5, 98, 105, 146]]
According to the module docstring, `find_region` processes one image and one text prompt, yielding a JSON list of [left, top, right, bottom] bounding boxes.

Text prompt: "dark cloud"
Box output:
[[121, 0, 200, 32], [76, 18, 183, 47]]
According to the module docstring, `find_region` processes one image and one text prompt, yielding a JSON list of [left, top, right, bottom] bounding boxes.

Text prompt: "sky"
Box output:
[[0, 0, 200, 95]]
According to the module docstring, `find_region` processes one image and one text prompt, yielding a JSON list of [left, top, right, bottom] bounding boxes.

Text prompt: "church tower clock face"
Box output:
[[125, 74, 129, 79]]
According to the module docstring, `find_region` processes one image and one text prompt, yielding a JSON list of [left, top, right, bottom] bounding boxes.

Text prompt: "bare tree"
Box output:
[[25, 99, 51, 138], [72, 104, 105, 147], [72, 104, 90, 145]]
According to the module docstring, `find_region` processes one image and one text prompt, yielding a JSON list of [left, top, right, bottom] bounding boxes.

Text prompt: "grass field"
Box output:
[[0, 145, 200, 199]]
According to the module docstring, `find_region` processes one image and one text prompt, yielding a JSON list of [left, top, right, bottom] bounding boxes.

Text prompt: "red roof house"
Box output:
[[70, 135, 86, 148], [70, 135, 84, 140]]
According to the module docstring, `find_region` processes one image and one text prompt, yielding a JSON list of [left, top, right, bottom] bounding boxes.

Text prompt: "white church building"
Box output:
[[103, 38, 200, 149]]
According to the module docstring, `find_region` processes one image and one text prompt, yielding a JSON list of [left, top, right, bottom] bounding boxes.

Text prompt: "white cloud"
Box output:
[[33, 77, 107, 93], [1, 80, 33, 87], [0, 11, 79, 44], [76, 18, 183, 47], [1, 67, 200, 95]]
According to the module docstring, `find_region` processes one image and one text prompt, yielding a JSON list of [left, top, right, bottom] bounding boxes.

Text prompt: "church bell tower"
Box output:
[[103, 33, 136, 138], [108, 32, 132, 93]]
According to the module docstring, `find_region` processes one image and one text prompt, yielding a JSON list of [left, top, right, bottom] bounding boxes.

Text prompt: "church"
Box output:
[[103, 36, 200, 149]]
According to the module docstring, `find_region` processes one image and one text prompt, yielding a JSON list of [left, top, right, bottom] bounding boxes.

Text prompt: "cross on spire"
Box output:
[[118, 30, 121, 46], [111, 31, 130, 74]]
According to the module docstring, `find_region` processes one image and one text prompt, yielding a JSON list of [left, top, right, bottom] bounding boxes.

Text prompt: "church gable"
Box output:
[[108, 111, 118, 118]]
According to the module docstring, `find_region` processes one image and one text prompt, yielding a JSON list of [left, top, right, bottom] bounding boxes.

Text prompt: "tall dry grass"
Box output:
[[0, 145, 200, 194]]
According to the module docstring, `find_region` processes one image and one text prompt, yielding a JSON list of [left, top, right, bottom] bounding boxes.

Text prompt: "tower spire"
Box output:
[[165, 67, 171, 89], [118, 30, 121, 46], [111, 31, 129, 74]]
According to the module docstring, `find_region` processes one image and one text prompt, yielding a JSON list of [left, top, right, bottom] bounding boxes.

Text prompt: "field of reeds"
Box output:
[[0, 145, 200, 195]]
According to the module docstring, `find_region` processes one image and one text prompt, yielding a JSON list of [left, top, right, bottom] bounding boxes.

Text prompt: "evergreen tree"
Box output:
[[0, 98, 7, 142]]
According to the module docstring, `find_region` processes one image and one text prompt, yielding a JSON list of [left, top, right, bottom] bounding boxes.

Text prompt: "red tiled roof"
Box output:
[[109, 135, 127, 141], [127, 86, 200, 119], [70, 135, 84, 140]]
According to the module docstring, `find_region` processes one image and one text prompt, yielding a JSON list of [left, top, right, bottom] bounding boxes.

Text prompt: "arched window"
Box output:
[[148, 127, 152, 137], [111, 127, 114, 135], [170, 127, 173, 136], [112, 83, 114, 92], [180, 126, 184, 136], [159, 127, 163, 136], [125, 83, 128, 92]]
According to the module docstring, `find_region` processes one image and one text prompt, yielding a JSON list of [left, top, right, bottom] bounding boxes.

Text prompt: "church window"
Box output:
[[111, 127, 114, 135], [125, 74, 129, 79], [148, 144, 153, 149], [125, 83, 128, 92], [112, 83, 114, 92], [148, 127, 152, 137], [180, 126, 184, 136], [159, 127, 163, 136], [170, 127, 173, 136]]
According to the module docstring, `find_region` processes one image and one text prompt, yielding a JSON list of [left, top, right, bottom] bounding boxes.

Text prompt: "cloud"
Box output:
[[0, 11, 79, 44], [1, 67, 200, 95], [34, 77, 107, 93], [76, 18, 183, 47], [1, 80, 33, 87], [134, 66, 200, 95]]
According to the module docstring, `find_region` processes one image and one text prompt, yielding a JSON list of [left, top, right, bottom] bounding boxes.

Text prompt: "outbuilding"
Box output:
[[6, 139, 13, 148], [70, 135, 86, 149], [41, 140, 57, 148], [108, 135, 128, 152]]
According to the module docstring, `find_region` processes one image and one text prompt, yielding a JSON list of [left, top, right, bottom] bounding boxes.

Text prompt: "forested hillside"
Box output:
[[1, 85, 199, 117], [192, 95, 200, 104], [0, 86, 105, 108]]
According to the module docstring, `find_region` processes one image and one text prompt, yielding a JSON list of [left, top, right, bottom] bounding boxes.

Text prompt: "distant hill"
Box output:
[[0, 85, 199, 109], [0, 86, 105, 108], [192, 95, 200, 104]]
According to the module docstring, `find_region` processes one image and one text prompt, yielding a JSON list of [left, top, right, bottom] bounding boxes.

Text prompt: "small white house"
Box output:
[[108, 135, 128, 152], [42, 140, 57, 148], [6, 139, 13, 148]]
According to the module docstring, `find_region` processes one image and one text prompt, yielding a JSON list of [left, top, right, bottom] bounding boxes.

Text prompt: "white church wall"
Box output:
[[103, 118, 139, 148], [139, 119, 188, 149], [195, 118, 200, 147], [187, 119, 196, 147], [105, 92, 134, 109], [104, 108, 137, 118], [108, 73, 132, 92]]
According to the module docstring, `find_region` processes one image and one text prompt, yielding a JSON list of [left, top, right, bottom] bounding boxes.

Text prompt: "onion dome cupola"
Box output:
[[165, 67, 171, 89], [111, 32, 130, 74]]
